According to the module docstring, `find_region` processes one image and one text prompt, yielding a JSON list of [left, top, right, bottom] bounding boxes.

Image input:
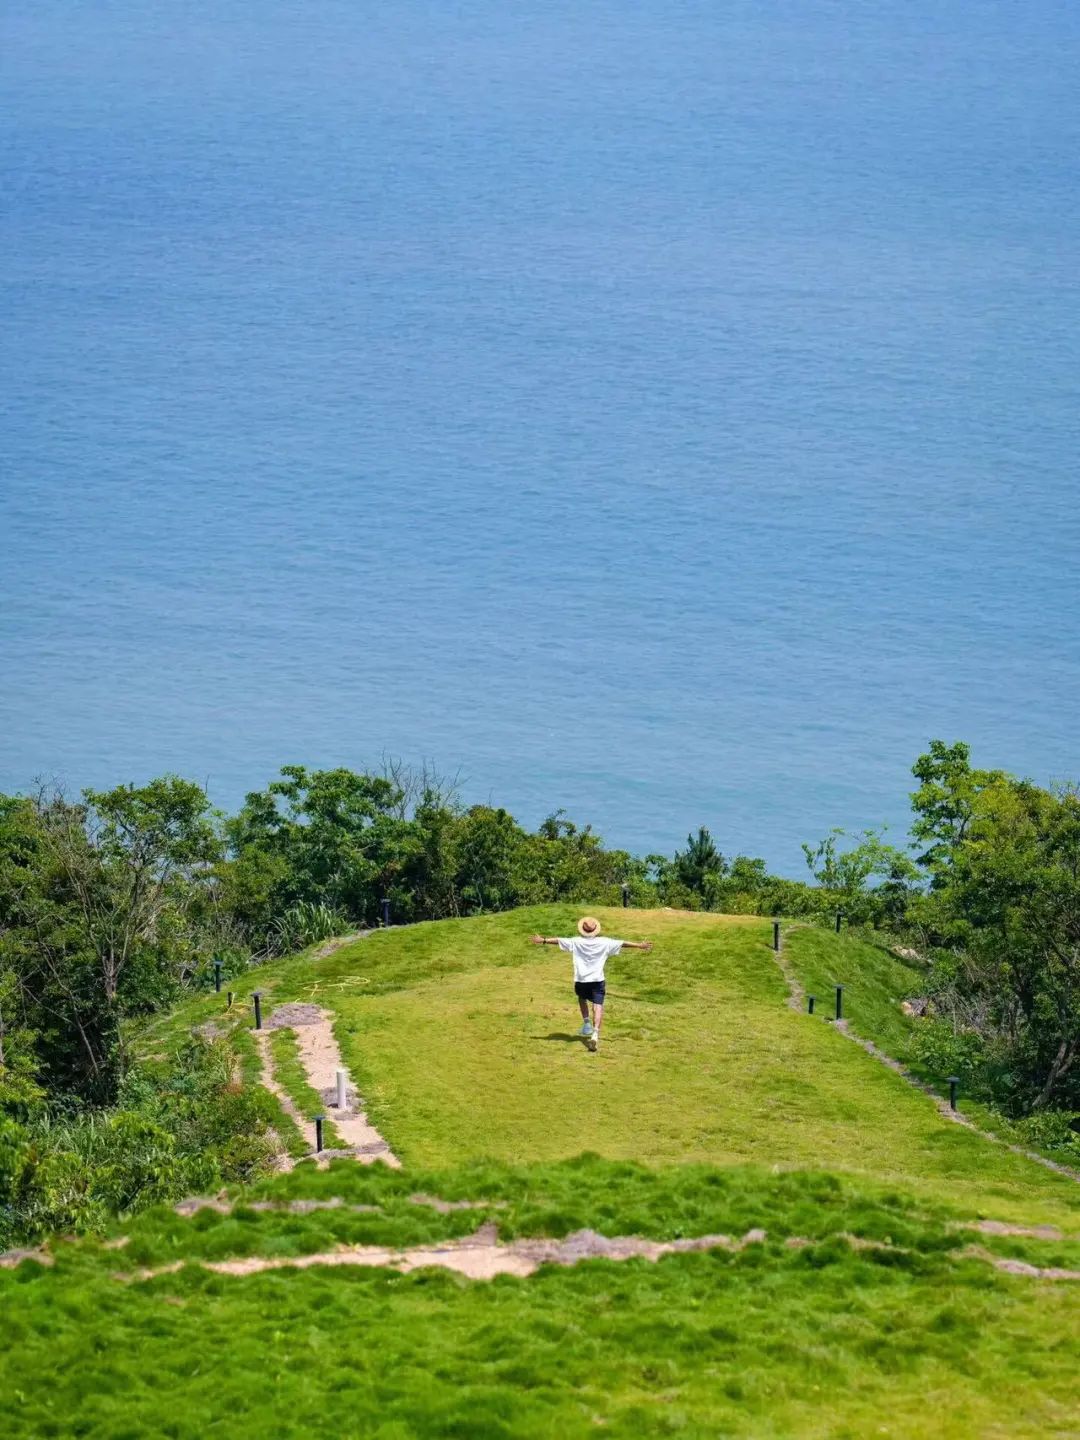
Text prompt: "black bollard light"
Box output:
[[772, 921, 781, 953], [227, 990, 234, 1010], [253, 991, 263, 1030], [835, 910, 843, 934], [380, 898, 391, 928], [807, 995, 815, 1015], [315, 1115, 325, 1153], [834, 984, 844, 1021], [948, 1076, 960, 1111], [213, 957, 223, 993], [621, 882, 630, 909]]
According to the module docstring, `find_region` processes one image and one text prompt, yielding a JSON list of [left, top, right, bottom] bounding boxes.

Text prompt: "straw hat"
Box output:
[[577, 916, 602, 937]]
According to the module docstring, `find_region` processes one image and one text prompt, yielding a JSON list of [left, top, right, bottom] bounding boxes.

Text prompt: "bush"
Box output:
[[271, 901, 348, 953], [0, 1038, 275, 1249], [907, 1019, 991, 1099], [1007, 1110, 1080, 1159]]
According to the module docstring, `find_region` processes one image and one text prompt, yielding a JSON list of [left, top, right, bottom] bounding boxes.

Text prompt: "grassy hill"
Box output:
[[4, 908, 1080, 1438]]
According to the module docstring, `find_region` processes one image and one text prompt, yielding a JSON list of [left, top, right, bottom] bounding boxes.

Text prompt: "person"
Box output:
[[530, 916, 653, 1052]]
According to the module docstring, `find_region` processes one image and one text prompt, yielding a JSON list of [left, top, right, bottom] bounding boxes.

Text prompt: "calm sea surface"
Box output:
[[2, 1, 1078, 873]]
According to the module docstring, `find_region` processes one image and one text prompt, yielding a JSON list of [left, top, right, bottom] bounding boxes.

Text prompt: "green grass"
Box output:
[[781, 924, 927, 1064], [781, 925, 1080, 1168], [3, 1158, 1079, 1440], [133, 907, 1080, 1227], [43, 905, 1075, 1437], [194, 905, 1077, 1230], [103, 1157, 959, 1269], [267, 1027, 344, 1149], [232, 1023, 308, 1159]]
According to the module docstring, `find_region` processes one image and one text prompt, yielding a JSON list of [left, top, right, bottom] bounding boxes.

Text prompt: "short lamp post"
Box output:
[[948, 1077, 960, 1111]]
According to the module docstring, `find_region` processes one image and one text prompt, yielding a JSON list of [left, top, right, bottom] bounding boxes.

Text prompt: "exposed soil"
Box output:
[[114, 1224, 1080, 1286], [963, 1245, 1080, 1282], [0, 1247, 52, 1269], [192, 1020, 227, 1041], [409, 1193, 504, 1213], [310, 932, 371, 960], [256, 1002, 399, 1169], [969, 1219, 1070, 1240], [264, 1003, 324, 1030], [170, 1194, 498, 1219], [173, 1196, 381, 1217], [124, 1224, 768, 1283]]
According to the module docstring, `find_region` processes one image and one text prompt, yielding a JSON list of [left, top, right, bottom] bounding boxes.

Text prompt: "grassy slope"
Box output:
[[156, 905, 1078, 1229], [781, 925, 1080, 1161], [3, 1158, 1079, 1439], [20, 907, 1069, 1438], [782, 924, 927, 1065], [138, 907, 1080, 1226]]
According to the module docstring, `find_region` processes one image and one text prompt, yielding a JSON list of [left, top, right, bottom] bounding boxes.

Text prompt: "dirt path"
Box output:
[[123, 1224, 768, 1283], [770, 925, 1080, 1188], [10, 1227, 1080, 1283], [110, 1222, 1080, 1286], [258, 1001, 399, 1168], [309, 931, 371, 960]]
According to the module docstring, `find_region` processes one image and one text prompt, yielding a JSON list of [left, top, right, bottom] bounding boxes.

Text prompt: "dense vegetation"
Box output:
[[1, 743, 1078, 1247]]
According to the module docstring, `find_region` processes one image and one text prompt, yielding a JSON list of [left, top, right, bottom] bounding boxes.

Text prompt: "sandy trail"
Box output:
[[125, 1223, 767, 1282], [259, 1001, 399, 1168], [112, 1223, 1080, 1285]]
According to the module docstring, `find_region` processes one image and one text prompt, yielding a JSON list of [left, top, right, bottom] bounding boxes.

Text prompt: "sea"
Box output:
[[2, 0, 1078, 874]]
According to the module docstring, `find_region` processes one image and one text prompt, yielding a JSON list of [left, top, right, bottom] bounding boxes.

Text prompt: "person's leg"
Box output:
[[587, 983, 606, 1050], [575, 984, 593, 1034]]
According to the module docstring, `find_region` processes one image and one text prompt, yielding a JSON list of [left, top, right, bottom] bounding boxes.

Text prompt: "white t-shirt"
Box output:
[[558, 936, 624, 983]]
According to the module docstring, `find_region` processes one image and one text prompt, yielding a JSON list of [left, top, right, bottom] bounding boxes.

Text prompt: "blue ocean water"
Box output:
[[2, 0, 1078, 873]]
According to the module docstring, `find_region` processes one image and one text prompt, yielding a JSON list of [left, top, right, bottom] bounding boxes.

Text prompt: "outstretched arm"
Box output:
[[530, 935, 561, 945], [621, 940, 653, 951]]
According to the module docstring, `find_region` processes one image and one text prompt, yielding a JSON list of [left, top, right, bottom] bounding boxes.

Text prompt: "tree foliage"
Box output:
[[910, 763, 1080, 1113]]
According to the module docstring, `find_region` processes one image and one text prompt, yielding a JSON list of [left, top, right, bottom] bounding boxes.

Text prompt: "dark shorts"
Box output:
[[574, 980, 606, 1005]]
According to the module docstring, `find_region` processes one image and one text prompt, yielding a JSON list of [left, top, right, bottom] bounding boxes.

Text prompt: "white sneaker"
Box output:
[[578, 1020, 594, 1038], [587, 1032, 599, 1052]]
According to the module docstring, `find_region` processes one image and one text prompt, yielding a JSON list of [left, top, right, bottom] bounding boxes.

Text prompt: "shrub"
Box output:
[[0, 1038, 275, 1248], [1007, 1110, 1080, 1159], [272, 901, 347, 952], [908, 1019, 991, 1099]]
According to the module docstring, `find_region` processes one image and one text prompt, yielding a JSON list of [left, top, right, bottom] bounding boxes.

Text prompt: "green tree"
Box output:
[[454, 806, 526, 912], [673, 828, 726, 900], [0, 780, 220, 1102], [226, 767, 419, 929], [923, 776, 1080, 1111], [801, 827, 918, 921], [910, 739, 1008, 879]]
